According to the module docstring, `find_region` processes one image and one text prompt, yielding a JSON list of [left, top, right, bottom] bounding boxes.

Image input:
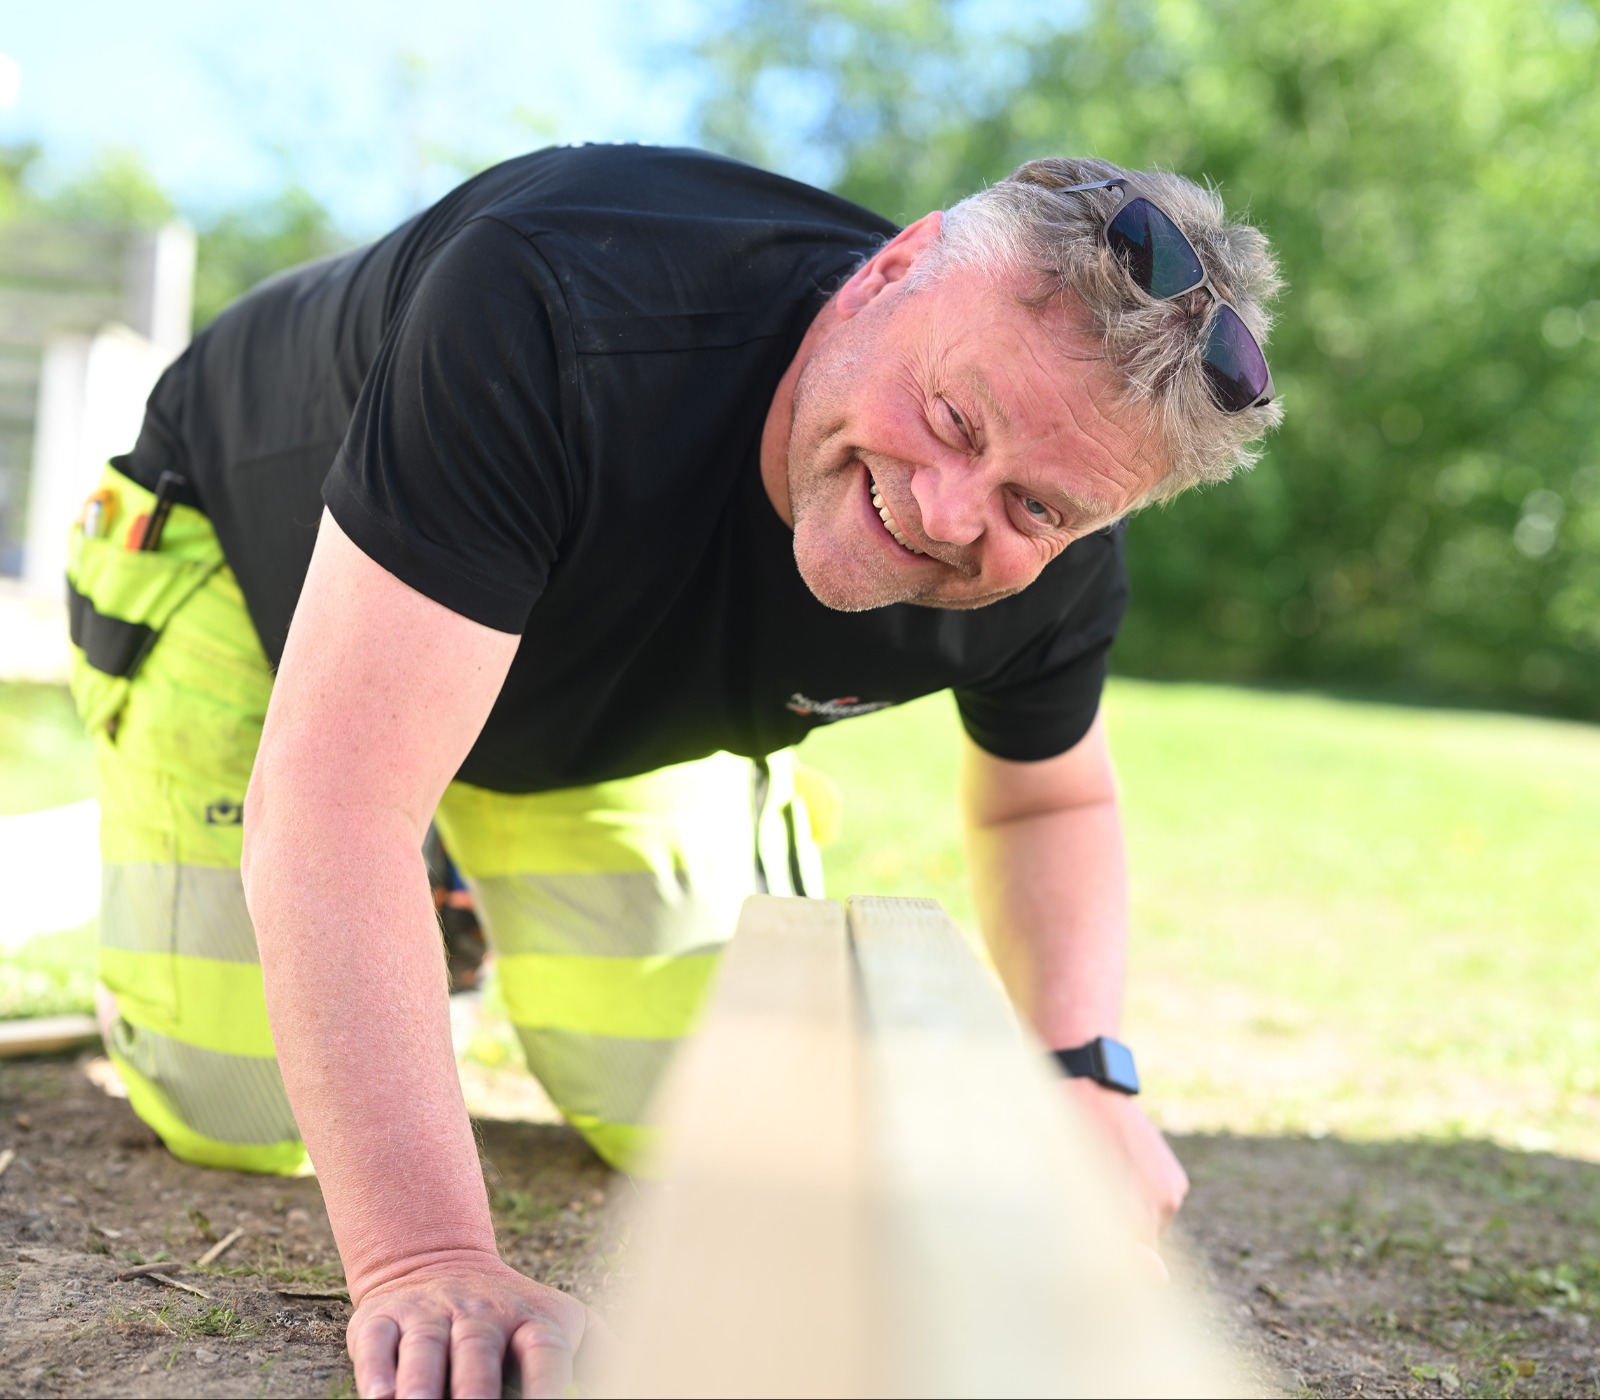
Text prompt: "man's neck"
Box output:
[[759, 294, 845, 528]]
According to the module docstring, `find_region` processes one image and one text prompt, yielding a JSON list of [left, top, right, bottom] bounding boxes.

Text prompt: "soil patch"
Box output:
[[1, 1057, 619, 1398], [3, 1057, 1597, 1398], [1179, 1134, 1600, 1398]]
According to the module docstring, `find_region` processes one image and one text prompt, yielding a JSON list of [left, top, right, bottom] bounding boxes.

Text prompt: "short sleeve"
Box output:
[[323, 217, 576, 633], [952, 524, 1129, 761]]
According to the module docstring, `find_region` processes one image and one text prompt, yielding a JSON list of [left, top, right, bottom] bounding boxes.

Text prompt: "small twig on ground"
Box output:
[[146, 1272, 212, 1300], [115, 1261, 184, 1281], [195, 1226, 245, 1267], [0, 1148, 15, 1181], [274, 1285, 351, 1302]]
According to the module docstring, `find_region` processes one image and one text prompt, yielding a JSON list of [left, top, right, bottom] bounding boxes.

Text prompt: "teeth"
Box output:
[[868, 475, 924, 555]]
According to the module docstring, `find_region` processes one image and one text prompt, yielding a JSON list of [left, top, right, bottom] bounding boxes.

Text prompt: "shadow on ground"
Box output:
[[1, 1056, 1596, 1398]]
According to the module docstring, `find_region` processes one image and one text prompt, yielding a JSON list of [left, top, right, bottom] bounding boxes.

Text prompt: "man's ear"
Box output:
[[835, 211, 943, 319]]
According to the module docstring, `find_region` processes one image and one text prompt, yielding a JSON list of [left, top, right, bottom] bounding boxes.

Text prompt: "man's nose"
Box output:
[[909, 463, 987, 548]]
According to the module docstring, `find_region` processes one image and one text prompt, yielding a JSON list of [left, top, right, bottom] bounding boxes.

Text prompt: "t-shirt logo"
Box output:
[[785, 692, 892, 722]]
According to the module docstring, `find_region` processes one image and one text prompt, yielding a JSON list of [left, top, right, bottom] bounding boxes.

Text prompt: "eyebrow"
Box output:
[[962, 367, 1012, 432]]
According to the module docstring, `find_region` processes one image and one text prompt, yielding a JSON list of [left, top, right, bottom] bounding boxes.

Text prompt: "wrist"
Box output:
[[348, 1245, 508, 1306]]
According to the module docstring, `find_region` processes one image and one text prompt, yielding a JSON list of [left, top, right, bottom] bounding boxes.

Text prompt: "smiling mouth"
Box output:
[[868, 474, 925, 556]]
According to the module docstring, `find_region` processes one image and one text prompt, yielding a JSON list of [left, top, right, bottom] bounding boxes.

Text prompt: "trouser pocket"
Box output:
[[66, 463, 222, 739]]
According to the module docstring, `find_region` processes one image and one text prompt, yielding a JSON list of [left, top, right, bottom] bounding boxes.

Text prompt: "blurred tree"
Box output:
[[190, 185, 348, 327], [696, 0, 1600, 716], [0, 144, 348, 330], [35, 147, 177, 228], [0, 141, 41, 221]]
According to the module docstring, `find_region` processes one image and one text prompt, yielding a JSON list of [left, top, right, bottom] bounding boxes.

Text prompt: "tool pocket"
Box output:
[[66, 465, 221, 739]]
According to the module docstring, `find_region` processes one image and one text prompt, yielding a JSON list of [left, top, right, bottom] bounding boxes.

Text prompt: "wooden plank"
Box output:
[[847, 895, 1245, 1399], [0, 1014, 101, 1058], [603, 895, 867, 1398]]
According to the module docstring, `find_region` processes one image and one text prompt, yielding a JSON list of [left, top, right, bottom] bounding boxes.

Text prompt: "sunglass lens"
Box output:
[[1203, 304, 1272, 412], [1107, 198, 1204, 299]]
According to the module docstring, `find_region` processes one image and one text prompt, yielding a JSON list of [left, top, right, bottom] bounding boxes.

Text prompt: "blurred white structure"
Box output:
[[0, 800, 100, 948], [22, 326, 176, 596], [0, 220, 194, 679]]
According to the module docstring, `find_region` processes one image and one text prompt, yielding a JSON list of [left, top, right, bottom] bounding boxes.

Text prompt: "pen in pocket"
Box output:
[[126, 472, 188, 552]]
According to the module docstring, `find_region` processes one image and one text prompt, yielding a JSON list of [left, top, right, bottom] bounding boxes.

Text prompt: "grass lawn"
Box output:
[[0, 683, 98, 1017], [5, 676, 1599, 1164], [802, 680, 1600, 1163], [0, 681, 94, 816]]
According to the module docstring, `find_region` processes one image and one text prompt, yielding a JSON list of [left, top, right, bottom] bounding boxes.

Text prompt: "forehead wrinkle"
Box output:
[[962, 366, 1011, 431], [1051, 358, 1158, 506], [989, 358, 1138, 524]]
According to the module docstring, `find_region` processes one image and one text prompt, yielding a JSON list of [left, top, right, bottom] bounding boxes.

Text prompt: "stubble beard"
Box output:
[[782, 308, 1012, 613], [784, 324, 912, 612]]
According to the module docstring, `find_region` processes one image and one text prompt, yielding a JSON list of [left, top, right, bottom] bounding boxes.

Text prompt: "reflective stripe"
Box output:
[[108, 1018, 299, 1149], [98, 945, 276, 1057], [495, 951, 722, 1039], [474, 871, 728, 959], [515, 1027, 678, 1125], [102, 864, 260, 964]]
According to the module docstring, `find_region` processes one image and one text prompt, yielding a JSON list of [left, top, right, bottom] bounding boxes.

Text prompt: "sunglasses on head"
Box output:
[[1058, 177, 1274, 414]]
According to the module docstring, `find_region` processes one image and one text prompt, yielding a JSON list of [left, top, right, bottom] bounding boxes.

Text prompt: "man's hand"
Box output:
[[349, 1256, 608, 1400], [1063, 1078, 1189, 1240]]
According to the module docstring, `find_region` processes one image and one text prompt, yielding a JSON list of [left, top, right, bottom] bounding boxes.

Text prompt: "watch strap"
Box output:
[[1053, 1043, 1100, 1080], [1051, 1036, 1141, 1095]]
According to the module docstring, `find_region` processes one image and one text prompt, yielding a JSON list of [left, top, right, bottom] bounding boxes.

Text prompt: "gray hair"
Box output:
[[907, 157, 1285, 505]]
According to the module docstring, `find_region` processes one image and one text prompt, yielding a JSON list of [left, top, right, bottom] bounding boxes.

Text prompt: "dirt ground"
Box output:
[[3, 1054, 1597, 1399]]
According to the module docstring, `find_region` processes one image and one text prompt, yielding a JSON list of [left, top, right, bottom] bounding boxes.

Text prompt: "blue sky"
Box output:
[[2, 0, 714, 234]]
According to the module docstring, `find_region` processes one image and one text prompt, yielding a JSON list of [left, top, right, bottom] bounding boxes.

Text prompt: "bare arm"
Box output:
[[961, 713, 1188, 1232], [243, 512, 593, 1398]]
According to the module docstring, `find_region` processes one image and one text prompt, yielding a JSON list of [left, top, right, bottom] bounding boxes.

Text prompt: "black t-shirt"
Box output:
[[121, 145, 1128, 793]]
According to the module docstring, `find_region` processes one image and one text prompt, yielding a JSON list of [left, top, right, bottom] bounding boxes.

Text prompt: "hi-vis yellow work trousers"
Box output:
[[67, 463, 823, 1176]]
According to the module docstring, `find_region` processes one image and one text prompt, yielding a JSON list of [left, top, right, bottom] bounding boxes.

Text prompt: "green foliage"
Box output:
[[696, 0, 1600, 716], [190, 185, 349, 328], [35, 147, 177, 228], [0, 683, 93, 816], [0, 141, 41, 221], [0, 926, 96, 1019], [0, 143, 348, 331]]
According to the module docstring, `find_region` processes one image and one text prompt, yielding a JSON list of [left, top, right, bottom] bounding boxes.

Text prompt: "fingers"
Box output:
[[350, 1314, 401, 1399], [448, 1319, 508, 1400], [393, 1318, 450, 1399], [1154, 1158, 1190, 1232], [510, 1319, 576, 1400]]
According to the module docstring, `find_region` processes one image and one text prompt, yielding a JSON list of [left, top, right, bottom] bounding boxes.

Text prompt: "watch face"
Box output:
[[1097, 1038, 1141, 1095]]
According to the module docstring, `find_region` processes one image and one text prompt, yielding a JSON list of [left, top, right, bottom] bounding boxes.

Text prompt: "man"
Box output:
[[67, 144, 1281, 1398]]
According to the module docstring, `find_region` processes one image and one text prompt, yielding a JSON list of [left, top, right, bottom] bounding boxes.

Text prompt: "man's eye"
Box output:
[[943, 399, 972, 443], [1014, 494, 1063, 530]]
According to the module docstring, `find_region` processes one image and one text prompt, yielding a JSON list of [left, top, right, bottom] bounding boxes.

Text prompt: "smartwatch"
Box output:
[[1052, 1036, 1141, 1095]]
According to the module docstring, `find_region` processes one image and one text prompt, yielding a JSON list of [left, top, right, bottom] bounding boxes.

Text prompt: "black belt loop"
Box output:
[[781, 802, 808, 898], [750, 757, 771, 895]]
